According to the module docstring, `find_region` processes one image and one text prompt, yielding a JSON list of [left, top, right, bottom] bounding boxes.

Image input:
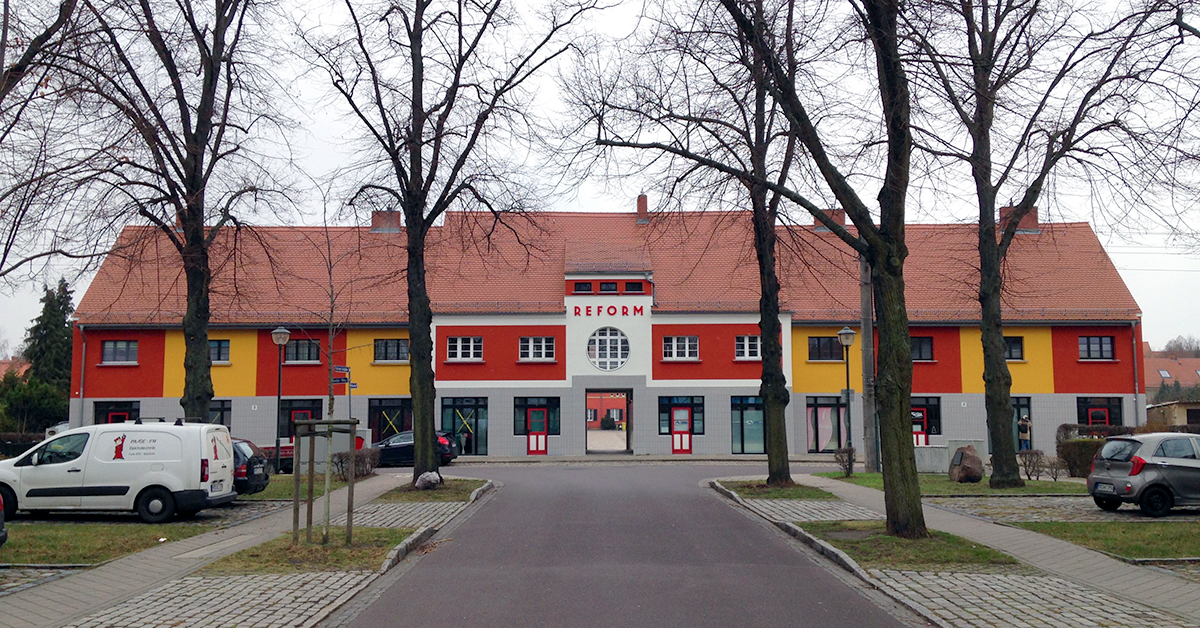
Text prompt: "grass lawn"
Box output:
[[1013, 521, 1200, 559], [815, 472, 1087, 495], [376, 479, 486, 503], [198, 527, 415, 575], [239, 475, 349, 500], [0, 523, 212, 564], [803, 520, 1018, 569], [721, 480, 838, 500]]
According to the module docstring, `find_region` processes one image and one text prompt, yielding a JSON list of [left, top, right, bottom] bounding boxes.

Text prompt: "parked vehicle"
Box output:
[[373, 430, 459, 467], [0, 420, 237, 523], [0, 490, 7, 549], [232, 438, 270, 495], [1088, 433, 1200, 517]]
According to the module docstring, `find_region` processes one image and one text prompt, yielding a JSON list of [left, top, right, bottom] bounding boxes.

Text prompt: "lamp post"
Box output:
[[837, 326, 857, 450], [271, 327, 291, 474]]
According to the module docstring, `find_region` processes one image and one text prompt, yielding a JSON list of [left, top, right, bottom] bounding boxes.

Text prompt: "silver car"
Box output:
[[1088, 433, 1200, 517]]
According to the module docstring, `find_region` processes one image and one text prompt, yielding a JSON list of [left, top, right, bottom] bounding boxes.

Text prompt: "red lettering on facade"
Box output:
[[621, 306, 629, 316], [586, 306, 593, 316], [607, 306, 617, 315], [574, 306, 581, 316], [634, 306, 644, 315]]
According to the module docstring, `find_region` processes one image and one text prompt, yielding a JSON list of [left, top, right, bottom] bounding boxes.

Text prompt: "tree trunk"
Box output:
[[407, 215, 438, 482], [752, 190, 792, 486], [179, 205, 214, 420], [979, 212, 1023, 487]]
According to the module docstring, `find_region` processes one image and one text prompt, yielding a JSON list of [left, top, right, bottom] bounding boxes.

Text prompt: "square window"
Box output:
[[374, 338, 410, 362], [519, 336, 555, 361], [625, 281, 644, 293], [448, 336, 484, 361], [285, 339, 321, 362], [735, 335, 761, 359], [911, 337, 934, 361], [573, 282, 593, 293], [658, 396, 704, 435], [599, 282, 618, 293], [663, 335, 699, 360], [1003, 336, 1024, 361], [1079, 336, 1114, 360], [101, 340, 138, 363], [808, 337, 841, 361], [208, 400, 232, 426], [209, 339, 231, 362], [1158, 370, 1171, 378]]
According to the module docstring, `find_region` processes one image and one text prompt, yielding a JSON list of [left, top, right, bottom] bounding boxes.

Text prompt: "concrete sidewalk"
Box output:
[[0, 472, 407, 628], [796, 473, 1200, 623]]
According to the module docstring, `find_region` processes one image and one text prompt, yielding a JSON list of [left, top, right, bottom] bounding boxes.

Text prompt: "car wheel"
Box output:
[[136, 487, 177, 524], [1092, 496, 1121, 512], [1139, 486, 1173, 518], [0, 484, 16, 520], [440, 456, 452, 466]]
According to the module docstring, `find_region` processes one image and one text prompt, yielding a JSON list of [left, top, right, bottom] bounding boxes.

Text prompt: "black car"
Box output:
[[373, 430, 459, 467], [232, 438, 271, 495]]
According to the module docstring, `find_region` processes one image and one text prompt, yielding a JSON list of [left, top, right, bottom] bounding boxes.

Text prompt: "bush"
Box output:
[[1016, 449, 1045, 481], [1167, 424, 1200, 435], [1055, 423, 1134, 445], [834, 447, 856, 478], [1043, 457, 1067, 481], [1057, 439, 1105, 477], [331, 448, 380, 482], [600, 415, 616, 430]]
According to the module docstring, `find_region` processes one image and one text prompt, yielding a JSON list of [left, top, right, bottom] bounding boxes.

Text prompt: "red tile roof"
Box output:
[[75, 211, 1139, 326]]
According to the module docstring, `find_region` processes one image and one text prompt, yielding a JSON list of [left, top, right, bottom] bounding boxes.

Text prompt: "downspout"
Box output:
[[77, 322, 87, 427], [1131, 319, 1142, 426]]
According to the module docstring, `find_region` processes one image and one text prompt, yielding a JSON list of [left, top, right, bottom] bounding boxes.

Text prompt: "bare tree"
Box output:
[[300, 0, 597, 481], [563, 0, 800, 485], [904, 0, 1200, 487], [1, 0, 79, 105], [717, 0, 928, 536]]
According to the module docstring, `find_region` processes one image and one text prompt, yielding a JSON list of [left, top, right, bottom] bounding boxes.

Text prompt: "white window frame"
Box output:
[[735, 335, 762, 360], [662, 335, 699, 361], [519, 336, 556, 362], [447, 336, 484, 361], [588, 327, 630, 371]]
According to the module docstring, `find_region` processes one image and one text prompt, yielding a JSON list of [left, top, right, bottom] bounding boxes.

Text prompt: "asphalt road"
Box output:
[[345, 464, 921, 628]]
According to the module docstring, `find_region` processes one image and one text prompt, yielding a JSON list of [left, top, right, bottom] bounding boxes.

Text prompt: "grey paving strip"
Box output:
[[926, 495, 1200, 523], [330, 502, 467, 528], [742, 497, 885, 522], [60, 572, 377, 628]]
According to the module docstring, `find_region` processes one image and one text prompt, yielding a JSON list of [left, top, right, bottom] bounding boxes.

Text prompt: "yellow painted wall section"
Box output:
[[346, 329, 410, 396], [163, 329, 259, 398], [959, 326, 1056, 394], [791, 326, 862, 393]]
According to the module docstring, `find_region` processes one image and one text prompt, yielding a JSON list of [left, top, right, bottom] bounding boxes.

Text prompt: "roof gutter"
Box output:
[[1132, 319, 1143, 424]]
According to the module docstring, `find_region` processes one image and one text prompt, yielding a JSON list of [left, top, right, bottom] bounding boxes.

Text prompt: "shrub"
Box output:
[[1016, 449, 1045, 481], [1167, 425, 1200, 435], [1057, 439, 1105, 477], [331, 448, 380, 482], [600, 415, 616, 430], [834, 447, 856, 478], [1055, 423, 1134, 445], [1043, 457, 1067, 481]]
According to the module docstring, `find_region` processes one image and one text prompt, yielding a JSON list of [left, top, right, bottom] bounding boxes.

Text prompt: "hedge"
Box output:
[[1057, 439, 1106, 477], [331, 447, 380, 482]]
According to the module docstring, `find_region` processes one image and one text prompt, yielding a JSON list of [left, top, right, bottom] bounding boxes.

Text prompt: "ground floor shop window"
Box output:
[[207, 400, 232, 426], [513, 397, 560, 436], [658, 397, 704, 435], [807, 396, 845, 453], [731, 396, 764, 454], [280, 399, 322, 438], [442, 397, 487, 455], [370, 398, 412, 442], [911, 397, 942, 445], [1077, 397, 1123, 426], [95, 400, 139, 424]]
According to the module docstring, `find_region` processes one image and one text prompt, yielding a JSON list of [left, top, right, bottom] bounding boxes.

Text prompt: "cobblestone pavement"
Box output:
[[60, 572, 375, 628], [869, 569, 1197, 628], [330, 502, 466, 528], [0, 568, 78, 597], [744, 498, 884, 522], [1153, 563, 1200, 584], [925, 496, 1200, 523]]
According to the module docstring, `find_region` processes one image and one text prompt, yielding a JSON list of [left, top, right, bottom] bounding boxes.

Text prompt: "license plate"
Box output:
[[210, 480, 224, 494], [1094, 482, 1115, 494], [253, 465, 264, 475]]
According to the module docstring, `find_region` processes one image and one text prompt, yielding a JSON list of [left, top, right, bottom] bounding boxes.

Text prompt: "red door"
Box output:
[[107, 411, 129, 424], [1087, 408, 1110, 425], [527, 408, 548, 455], [671, 407, 692, 454], [911, 408, 928, 446]]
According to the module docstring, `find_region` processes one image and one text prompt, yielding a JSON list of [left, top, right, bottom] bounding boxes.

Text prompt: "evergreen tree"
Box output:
[[22, 279, 74, 394]]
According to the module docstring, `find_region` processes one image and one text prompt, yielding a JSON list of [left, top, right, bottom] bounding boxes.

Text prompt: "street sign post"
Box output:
[[334, 365, 351, 374], [332, 376, 350, 384]]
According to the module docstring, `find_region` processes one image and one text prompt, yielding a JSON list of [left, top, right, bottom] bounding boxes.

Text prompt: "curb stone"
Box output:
[[468, 480, 494, 504], [379, 526, 436, 574]]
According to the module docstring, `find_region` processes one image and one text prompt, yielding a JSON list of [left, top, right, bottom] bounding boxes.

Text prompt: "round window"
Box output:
[[587, 327, 630, 371]]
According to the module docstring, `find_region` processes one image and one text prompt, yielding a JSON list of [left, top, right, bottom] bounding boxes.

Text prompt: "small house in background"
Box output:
[[0, 359, 30, 379], [1142, 343, 1200, 402], [1146, 400, 1200, 427]]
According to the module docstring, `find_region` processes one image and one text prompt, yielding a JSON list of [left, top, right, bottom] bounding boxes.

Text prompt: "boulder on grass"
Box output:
[[415, 471, 443, 490], [948, 444, 984, 483]]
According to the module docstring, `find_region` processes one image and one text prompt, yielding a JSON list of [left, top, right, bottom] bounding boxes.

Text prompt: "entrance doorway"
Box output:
[[527, 407, 548, 455], [586, 391, 631, 453], [671, 407, 692, 454]]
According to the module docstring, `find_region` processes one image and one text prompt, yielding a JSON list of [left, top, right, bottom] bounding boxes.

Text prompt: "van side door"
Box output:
[[14, 433, 91, 508]]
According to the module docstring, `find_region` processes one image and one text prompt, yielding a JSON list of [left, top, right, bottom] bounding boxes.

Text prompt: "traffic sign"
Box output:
[[332, 376, 350, 384], [334, 365, 351, 374], [349, 383, 358, 389]]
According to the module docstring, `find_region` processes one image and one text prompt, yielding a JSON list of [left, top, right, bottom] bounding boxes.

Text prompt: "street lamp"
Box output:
[[837, 326, 857, 450], [271, 327, 291, 474]]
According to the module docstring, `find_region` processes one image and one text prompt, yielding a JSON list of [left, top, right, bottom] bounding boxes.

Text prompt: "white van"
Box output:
[[0, 420, 237, 523]]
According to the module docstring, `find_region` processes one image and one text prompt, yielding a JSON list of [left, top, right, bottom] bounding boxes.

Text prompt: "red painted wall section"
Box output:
[[1052, 325, 1140, 394], [911, 327, 962, 393], [74, 328, 165, 398], [255, 329, 348, 396], [437, 325, 567, 381], [652, 324, 763, 380]]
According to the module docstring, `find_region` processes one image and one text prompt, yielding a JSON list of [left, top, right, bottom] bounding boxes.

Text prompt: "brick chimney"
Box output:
[[370, 210, 403, 233], [815, 209, 845, 231], [636, 194, 649, 224], [1000, 206, 1039, 232]]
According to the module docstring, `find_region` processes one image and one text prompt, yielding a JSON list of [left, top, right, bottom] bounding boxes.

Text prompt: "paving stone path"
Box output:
[[61, 572, 375, 628], [869, 569, 1197, 628], [742, 498, 884, 522], [925, 496, 1200, 523], [0, 569, 78, 597], [330, 502, 467, 528]]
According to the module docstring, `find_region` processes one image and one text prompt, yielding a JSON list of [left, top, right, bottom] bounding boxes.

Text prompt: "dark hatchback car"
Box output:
[[232, 438, 271, 495], [373, 430, 459, 467], [1088, 433, 1200, 517]]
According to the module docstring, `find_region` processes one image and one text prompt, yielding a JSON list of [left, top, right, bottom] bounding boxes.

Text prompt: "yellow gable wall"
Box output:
[[791, 326, 862, 393], [163, 329, 259, 398], [959, 326, 1055, 394], [345, 329, 411, 396]]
